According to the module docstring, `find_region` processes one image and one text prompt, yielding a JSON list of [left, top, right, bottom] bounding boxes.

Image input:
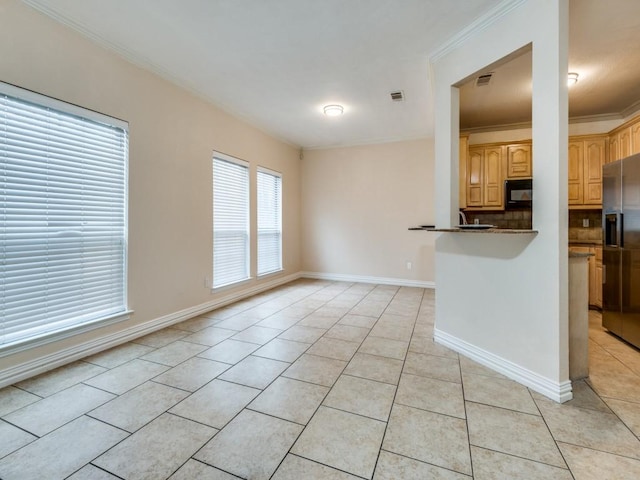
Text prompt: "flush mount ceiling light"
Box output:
[[567, 72, 579, 86], [323, 104, 344, 116]]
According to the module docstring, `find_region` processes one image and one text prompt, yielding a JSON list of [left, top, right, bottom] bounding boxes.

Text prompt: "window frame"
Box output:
[[256, 166, 283, 277], [0, 81, 131, 356], [212, 152, 251, 289]]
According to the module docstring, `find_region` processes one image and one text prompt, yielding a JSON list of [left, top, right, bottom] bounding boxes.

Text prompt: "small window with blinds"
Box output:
[[0, 82, 129, 350], [213, 153, 250, 288], [257, 168, 282, 276]]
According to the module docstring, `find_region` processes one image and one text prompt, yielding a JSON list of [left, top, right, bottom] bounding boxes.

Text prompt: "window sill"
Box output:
[[210, 270, 284, 294], [0, 310, 133, 358], [211, 277, 254, 293], [257, 268, 284, 279]]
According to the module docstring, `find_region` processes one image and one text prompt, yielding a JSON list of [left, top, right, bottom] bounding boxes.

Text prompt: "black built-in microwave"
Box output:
[[504, 178, 532, 209]]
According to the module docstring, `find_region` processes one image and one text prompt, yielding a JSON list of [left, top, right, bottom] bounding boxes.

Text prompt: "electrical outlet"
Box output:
[[406, 261, 412, 270], [583, 218, 589, 228]]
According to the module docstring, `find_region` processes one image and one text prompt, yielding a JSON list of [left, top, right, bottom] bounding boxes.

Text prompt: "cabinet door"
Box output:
[[570, 246, 596, 306], [620, 127, 632, 160], [595, 264, 603, 308], [466, 148, 483, 207], [484, 147, 503, 207], [631, 121, 640, 155], [459, 135, 469, 209], [568, 141, 584, 205], [507, 144, 532, 178], [595, 247, 603, 308], [583, 138, 605, 205], [609, 134, 619, 163], [588, 249, 597, 307]]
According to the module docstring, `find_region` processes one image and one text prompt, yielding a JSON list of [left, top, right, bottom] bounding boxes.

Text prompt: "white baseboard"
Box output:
[[0, 272, 302, 389], [1, 270, 432, 388], [301, 271, 435, 289], [434, 328, 573, 403]]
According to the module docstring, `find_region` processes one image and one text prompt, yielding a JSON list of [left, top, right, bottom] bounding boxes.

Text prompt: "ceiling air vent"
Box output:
[[476, 73, 493, 87], [390, 90, 404, 102]]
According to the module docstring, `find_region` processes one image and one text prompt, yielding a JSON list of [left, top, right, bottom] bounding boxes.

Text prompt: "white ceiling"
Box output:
[[22, 0, 640, 148], [460, 0, 640, 131]]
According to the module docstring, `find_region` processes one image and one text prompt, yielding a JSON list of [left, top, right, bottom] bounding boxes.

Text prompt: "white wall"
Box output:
[[0, 0, 301, 384], [433, 0, 572, 402], [301, 139, 435, 286]]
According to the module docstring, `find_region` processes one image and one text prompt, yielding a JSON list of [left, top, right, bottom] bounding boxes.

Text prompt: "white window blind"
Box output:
[[257, 168, 282, 276], [213, 154, 249, 288], [1, 83, 128, 348]]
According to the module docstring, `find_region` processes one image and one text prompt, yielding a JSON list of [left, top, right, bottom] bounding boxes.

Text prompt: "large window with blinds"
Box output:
[[257, 168, 282, 276], [213, 153, 250, 288], [0, 82, 128, 349]]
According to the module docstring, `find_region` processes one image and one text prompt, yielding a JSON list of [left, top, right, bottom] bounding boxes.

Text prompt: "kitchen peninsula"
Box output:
[[423, 227, 537, 234]]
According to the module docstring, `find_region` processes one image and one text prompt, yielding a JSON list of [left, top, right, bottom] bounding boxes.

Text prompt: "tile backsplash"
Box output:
[[568, 210, 602, 244], [463, 208, 602, 243], [464, 209, 532, 230]]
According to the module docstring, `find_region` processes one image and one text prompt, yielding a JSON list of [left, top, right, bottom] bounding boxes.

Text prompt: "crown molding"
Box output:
[[21, 1, 300, 149], [460, 111, 631, 135], [621, 98, 640, 120], [461, 120, 532, 134], [429, 0, 527, 63], [302, 133, 432, 151], [569, 112, 623, 124]]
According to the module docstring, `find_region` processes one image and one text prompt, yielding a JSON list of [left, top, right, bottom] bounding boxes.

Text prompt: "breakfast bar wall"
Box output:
[[431, 0, 572, 402]]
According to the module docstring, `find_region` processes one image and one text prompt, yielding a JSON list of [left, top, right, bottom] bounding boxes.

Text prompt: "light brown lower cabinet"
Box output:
[[570, 245, 602, 308], [593, 247, 602, 308]]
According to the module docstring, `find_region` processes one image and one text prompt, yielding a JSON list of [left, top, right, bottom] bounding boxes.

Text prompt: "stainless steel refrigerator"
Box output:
[[603, 153, 640, 349]]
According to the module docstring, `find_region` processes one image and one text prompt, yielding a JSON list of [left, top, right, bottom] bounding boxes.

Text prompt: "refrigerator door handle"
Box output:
[[620, 213, 624, 248]]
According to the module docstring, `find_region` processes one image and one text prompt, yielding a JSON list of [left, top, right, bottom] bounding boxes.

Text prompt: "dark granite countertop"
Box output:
[[569, 251, 594, 258], [409, 226, 537, 234]]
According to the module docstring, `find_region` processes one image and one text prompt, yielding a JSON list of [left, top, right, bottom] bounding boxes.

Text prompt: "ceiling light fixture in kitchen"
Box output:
[[567, 72, 579, 86], [323, 104, 344, 116]]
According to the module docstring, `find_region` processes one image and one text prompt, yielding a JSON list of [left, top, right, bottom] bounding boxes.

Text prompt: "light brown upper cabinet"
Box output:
[[619, 128, 631, 161], [609, 115, 640, 163], [584, 137, 606, 205], [568, 141, 584, 205], [466, 145, 504, 209], [461, 140, 531, 210], [632, 121, 640, 156], [506, 144, 532, 178], [484, 147, 503, 207], [466, 146, 484, 207], [459, 134, 469, 209], [609, 134, 619, 164], [568, 135, 606, 209]]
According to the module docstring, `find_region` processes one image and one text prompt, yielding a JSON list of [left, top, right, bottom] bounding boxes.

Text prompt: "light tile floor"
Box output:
[[1, 280, 640, 479]]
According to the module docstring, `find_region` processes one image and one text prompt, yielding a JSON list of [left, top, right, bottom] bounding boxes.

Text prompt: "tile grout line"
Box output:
[[459, 331, 475, 479], [369, 286, 423, 480], [264, 280, 362, 479], [6, 283, 640, 479], [267, 282, 399, 479], [11, 281, 333, 478], [184, 280, 366, 478]]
